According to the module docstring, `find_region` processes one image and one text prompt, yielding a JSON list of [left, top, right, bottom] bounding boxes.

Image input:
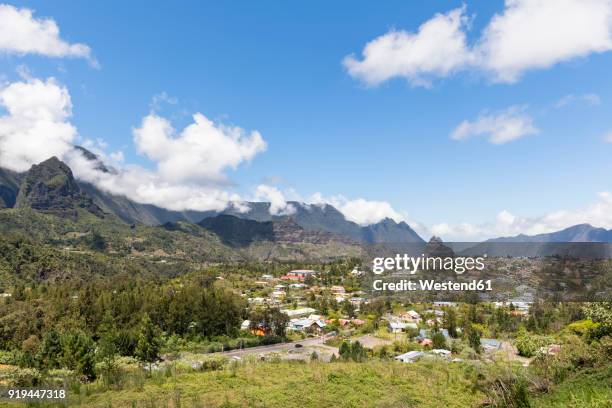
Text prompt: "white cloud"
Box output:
[[430, 192, 612, 240], [345, 0, 612, 86], [0, 77, 77, 172], [133, 113, 266, 184], [255, 185, 296, 215], [343, 7, 472, 87], [66, 149, 245, 212], [478, 0, 612, 83], [0, 4, 95, 64], [70, 109, 268, 212], [554, 93, 601, 108], [149, 92, 178, 112], [336, 198, 404, 225], [603, 130, 612, 143], [308, 193, 404, 226], [451, 105, 538, 144]]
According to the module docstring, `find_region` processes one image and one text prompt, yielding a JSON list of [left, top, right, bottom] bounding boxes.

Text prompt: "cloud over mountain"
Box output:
[[431, 192, 612, 240], [0, 77, 77, 172], [308, 193, 405, 226]]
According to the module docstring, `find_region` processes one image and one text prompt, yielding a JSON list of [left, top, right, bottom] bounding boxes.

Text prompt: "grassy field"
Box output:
[[33, 360, 483, 408], [531, 366, 612, 408], [0, 360, 610, 407]]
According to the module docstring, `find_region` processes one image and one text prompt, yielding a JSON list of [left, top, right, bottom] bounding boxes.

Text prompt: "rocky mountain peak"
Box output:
[[424, 235, 455, 257], [15, 157, 104, 219]]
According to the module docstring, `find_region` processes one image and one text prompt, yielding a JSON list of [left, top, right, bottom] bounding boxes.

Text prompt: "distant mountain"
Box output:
[[208, 201, 424, 244], [360, 217, 424, 244], [14, 157, 104, 219], [459, 224, 612, 258], [424, 236, 455, 258], [0, 151, 424, 244], [487, 224, 612, 243], [73, 147, 425, 243], [79, 181, 205, 226], [198, 214, 356, 247]]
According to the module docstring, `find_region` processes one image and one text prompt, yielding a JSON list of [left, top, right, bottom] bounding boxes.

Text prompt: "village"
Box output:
[[209, 264, 553, 367]]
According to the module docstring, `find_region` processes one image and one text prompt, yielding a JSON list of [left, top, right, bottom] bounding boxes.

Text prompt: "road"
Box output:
[[215, 335, 334, 358]]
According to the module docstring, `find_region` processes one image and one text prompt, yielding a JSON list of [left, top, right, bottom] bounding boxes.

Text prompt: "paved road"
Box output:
[[216, 336, 332, 358]]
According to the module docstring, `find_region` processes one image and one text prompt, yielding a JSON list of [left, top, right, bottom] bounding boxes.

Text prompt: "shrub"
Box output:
[[566, 319, 600, 338], [0, 349, 19, 365], [515, 334, 539, 358], [432, 332, 447, 349], [514, 328, 551, 358], [3, 367, 41, 387], [476, 365, 533, 408]]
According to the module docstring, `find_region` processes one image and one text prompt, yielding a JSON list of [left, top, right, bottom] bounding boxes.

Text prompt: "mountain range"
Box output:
[[0, 150, 423, 245], [485, 223, 612, 243], [2, 149, 612, 246]]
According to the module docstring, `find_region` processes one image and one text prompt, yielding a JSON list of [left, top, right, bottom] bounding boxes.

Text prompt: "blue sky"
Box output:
[[1, 0, 612, 239]]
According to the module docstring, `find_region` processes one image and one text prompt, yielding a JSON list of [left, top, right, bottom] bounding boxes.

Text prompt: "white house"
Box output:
[[288, 318, 326, 333], [388, 321, 416, 333], [240, 320, 251, 331], [395, 351, 424, 363], [281, 307, 316, 317], [430, 349, 451, 358]]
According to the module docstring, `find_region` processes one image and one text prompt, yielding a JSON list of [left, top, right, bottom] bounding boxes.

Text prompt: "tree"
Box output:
[[339, 341, 351, 360], [97, 311, 118, 381], [338, 340, 366, 362], [350, 341, 366, 362], [60, 330, 96, 380], [466, 325, 482, 354], [406, 327, 419, 340], [114, 329, 137, 356], [342, 301, 356, 318], [135, 314, 161, 371], [89, 231, 106, 251], [582, 302, 612, 339], [249, 307, 289, 338], [444, 308, 458, 338], [38, 330, 62, 369], [20, 335, 40, 368], [432, 332, 447, 349], [13, 283, 25, 301]]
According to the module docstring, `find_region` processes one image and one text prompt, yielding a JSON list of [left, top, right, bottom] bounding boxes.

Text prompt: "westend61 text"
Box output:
[[373, 279, 493, 292]]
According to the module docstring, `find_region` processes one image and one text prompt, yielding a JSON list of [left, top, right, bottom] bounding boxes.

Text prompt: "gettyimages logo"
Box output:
[[371, 254, 487, 275]]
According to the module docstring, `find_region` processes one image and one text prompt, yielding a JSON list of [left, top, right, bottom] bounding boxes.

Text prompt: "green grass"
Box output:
[[58, 360, 483, 408], [0, 361, 609, 407], [532, 366, 612, 408]]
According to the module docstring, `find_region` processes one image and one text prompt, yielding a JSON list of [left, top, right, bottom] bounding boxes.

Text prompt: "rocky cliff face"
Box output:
[[199, 214, 356, 247], [211, 202, 424, 244], [0, 168, 21, 209], [15, 157, 104, 219], [271, 217, 356, 245], [360, 218, 425, 244]]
